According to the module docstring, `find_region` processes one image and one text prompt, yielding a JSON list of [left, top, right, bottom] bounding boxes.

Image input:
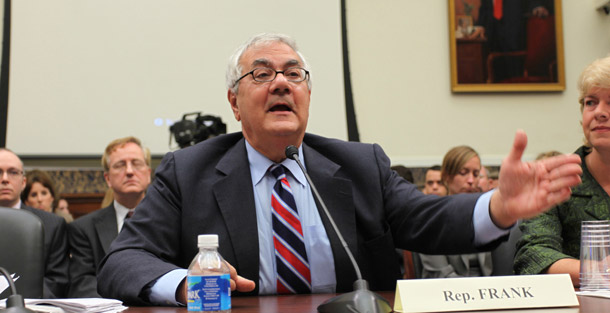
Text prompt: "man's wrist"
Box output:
[[489, 191, 515, 229], [176, 278, 187, 305]]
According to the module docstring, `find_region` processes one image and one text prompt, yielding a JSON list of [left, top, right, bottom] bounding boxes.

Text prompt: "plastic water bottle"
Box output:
[[187, 234, 231, 312]]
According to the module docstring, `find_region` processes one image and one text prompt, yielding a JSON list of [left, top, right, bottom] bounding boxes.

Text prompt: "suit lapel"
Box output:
[[93, 205, 119, 254], [302, 143, 358, 291], [212, 138, 260, 292]]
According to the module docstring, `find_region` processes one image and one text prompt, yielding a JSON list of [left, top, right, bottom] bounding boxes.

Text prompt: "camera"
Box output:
[[169, 112, 227, 149]]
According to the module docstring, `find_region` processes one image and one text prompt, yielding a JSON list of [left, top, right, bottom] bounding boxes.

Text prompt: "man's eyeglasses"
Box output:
[[110, 159, 148, 172], [0, 169, 23, 180], [234, 67, 309, 86]]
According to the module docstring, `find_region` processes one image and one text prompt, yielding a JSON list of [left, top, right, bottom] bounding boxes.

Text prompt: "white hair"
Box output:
[[225, 33, 312, 94]]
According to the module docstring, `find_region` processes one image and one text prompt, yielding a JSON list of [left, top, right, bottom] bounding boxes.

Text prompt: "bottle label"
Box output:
[[187, 274, 231, 311]]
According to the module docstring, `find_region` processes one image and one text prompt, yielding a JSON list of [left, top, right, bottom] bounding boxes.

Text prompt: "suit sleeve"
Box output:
[[43, 218, 70, 298], [376, 143, 483, 254], [67, 222, 101, 297]]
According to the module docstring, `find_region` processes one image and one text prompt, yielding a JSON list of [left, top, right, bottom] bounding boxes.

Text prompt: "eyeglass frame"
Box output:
[[233, 67, 310, 87], [0, 168, 24, 180], [109, 159, 149, 173]]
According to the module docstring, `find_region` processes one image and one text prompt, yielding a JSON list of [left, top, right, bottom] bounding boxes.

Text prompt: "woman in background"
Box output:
[[22, 169, 57, 212], [515, 56, 610, 286], [419, 146, 493, 278], [55, 198, 74, 223]]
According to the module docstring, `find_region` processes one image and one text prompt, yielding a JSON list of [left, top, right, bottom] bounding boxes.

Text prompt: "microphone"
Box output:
[[0, 267, 35, 313], [285, 146, 391, 313]]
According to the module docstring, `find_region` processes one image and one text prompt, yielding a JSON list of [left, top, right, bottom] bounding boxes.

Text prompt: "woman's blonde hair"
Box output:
[[441, 145, 480, 185]]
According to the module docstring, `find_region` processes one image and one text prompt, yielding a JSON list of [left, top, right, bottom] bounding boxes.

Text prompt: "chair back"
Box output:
[[524, 16, 556, 78], [491, 222, 523, 276], [0, 207, 45, 299]]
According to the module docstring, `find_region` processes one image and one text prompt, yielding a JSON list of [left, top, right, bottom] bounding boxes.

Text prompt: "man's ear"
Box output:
[[103, 172, 112, 188], [228, 89, 241, 122]]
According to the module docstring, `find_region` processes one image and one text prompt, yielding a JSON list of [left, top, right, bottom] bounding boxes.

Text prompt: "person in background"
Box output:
[[477, 166, 497, 192], [67, 136, 152, 297], [100, 188, 114, 209], [515, 56, 610, 286], [536, 150, 562, 161], [96, 33, 581, 305], [421, 165, 447, 196], [0, 149, 69, 298], [487, 168, 499, 190], [22, 169, 58, 213], [55, 198, 74, 223], [391, 165, 414, 184], [419, 146, 493, 278]]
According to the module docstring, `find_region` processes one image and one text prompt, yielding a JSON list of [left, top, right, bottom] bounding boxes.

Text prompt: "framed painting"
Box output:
[[449, 0, 565, 92]]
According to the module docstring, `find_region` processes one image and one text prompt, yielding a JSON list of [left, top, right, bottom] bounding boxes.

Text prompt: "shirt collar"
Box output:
[[244, 140, 307, 187], [113, 200, 133, 216]]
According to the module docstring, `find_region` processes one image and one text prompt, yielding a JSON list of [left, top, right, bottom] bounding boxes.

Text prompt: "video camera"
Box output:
[[169, 112, 227, 149]]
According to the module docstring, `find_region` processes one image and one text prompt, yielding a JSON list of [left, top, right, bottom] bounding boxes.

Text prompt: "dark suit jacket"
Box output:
[[21, 205, 69, 298], [98, 133, 501, 305], [68, 204, 118, 297]]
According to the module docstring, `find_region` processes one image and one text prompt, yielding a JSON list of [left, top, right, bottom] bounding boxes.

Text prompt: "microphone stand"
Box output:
[[285, 146, 391, 313], [0, 267, 35, 313]]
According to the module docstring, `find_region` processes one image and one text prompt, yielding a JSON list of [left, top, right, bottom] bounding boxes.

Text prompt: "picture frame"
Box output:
[[449, 0, 565, 92]]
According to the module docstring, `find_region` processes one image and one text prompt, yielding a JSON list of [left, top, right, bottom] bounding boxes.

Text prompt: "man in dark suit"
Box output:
[[97, 33, 582, 305], [67, 137, 152, 297], [0, 148, 69, 298]]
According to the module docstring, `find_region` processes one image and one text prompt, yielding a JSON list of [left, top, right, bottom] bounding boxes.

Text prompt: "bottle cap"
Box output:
[[197, 234, 219, 248]]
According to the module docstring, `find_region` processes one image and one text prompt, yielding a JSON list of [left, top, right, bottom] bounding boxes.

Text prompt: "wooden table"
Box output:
[[122, 291, 610, 313]]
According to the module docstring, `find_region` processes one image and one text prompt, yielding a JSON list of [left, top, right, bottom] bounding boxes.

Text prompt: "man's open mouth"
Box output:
[[269, 104, 292, 112]]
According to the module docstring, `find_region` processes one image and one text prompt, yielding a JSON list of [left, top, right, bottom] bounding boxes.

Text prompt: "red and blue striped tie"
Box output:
[[270, 164, 312, 294]]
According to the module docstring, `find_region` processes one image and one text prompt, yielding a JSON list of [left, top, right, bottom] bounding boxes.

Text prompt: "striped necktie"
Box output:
[[270, 164, 312, 294]]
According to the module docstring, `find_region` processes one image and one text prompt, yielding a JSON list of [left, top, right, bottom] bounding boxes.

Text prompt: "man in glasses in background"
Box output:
[[0, 148, 69, 298], [68, 137, 151, 297], [98, 33, 582, 305]]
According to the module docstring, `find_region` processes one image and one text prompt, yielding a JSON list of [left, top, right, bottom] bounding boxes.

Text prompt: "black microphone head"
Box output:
[[285, 145, 299, 160]]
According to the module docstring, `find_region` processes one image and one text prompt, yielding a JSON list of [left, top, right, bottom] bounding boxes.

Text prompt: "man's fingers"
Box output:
[[235, 275, 256, 292], [545, 187, 573, 208], [544, 154, 582, 175], [506, 130, 528, 164], [227, 262, 255, 292]]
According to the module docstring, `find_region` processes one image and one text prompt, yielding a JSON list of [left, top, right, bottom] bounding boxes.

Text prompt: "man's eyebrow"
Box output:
[[250, 58, 302, 68], [251, 59, 271, 67]]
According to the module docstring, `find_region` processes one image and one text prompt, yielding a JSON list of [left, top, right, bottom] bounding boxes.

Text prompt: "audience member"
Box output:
[[391, 165, 414, 183], [477, 166, 495, 192], [535, 150, 562, 160], [420, 146, 493, 278], [67, 136, 152, 297], [487, 168, 499, 190], [55, 198, 74, 223], [22, 169, 58, 213], [515, 56, 610, 286], [96, 33, 581, 305], [100, 188, 114, 209], [0, 149, 69, 298], [421, 165, 447, 196]]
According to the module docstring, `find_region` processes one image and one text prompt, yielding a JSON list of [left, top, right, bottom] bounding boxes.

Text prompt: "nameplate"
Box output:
[[394, 274, 578, 313]]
